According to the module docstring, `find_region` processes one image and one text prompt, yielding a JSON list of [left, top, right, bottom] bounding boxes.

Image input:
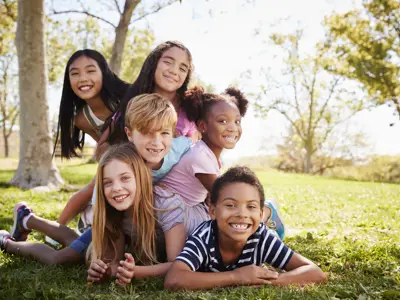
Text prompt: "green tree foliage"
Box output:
[[323, 0, 400, 117], [100, 27, 155, 83], [253, 31, 366, 173]]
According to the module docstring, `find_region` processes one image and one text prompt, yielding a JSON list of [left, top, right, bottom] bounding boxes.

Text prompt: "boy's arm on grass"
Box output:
[[165, 223, 186, 262], [164, 261, 279, 291], [270, 252, 327, 286], [58, 178, 95, 225], [134, 262, 172, 278]]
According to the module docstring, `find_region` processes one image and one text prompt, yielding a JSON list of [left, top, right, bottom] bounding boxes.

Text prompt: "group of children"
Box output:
[[0, 41, 327, 290]]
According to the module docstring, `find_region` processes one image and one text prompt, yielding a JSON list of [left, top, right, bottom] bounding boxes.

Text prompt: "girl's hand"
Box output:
[[87, 259, 109, 283], [233, 264, 279, 286], [115, 253, 135, 286]]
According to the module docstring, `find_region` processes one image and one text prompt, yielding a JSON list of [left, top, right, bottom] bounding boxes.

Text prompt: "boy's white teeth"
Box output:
[[148, 149, 162, 153], [230, 223, 249, 229], [114, 195, 128, 201]]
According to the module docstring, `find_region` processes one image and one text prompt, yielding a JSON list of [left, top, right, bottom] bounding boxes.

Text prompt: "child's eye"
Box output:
[[121, 176, 131, 181], [87, 69, 96, 73], [225, 203, 234, 208], [103, 181, 112, 187], [163, 60, 171, 65], [235, 120, 241, 125], [218, 120, 227, 124], [180, 67, 187, 73], [248, 205, 257, 209], [162, 131, 171, 135], [70, 72, 79, 76]]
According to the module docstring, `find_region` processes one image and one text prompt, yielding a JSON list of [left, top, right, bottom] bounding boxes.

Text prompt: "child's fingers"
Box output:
[[259, 268, 279, 280], [120, 260, 135, 271], [124, 253, 135, 265], [90, 263, 107, 274], [117, 266, 134, 280], [115, 273, 131, 286], [87, 271, 102, 282], [94, 259, 108, 270]]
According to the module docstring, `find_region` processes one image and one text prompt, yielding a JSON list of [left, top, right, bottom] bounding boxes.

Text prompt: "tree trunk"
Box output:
[[304, 148, 312, 174], [11, 0, 63, 189], [2, 125, 8, 157], [109, 0, 140, 75]]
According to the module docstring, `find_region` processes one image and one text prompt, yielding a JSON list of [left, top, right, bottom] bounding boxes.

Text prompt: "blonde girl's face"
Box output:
[[102, 159, 136, 211], [69, 55, 103, 101], [154, 47, 190, 94]]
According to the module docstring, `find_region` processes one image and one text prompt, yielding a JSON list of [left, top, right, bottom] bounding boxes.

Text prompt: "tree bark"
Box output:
[[2, 125, 8, 157], [109, 0, 140, 75], [11, 0, 63, 189], [304, 147, 312, 174]]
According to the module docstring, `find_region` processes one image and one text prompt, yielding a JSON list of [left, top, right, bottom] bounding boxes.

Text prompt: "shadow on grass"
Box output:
[[0, 217, 13, 230]]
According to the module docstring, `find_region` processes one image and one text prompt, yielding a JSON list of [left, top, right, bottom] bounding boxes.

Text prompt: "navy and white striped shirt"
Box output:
[[176, 220, 293, 272]]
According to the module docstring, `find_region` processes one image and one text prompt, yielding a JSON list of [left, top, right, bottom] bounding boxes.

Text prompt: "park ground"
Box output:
[[0, 158, 399, 299]]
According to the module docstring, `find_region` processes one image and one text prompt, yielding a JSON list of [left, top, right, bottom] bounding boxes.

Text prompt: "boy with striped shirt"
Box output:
[[165, 166, 326, 290]]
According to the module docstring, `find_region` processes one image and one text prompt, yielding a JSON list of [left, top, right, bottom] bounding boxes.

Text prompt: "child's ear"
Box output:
[[124, 127, 134, 143], [209, 203, 217, 220], [197, 120, 206, 134]]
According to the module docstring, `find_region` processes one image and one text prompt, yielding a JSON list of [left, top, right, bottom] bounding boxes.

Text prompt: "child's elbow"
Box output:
[[314, 267, 328, 284], [164, 274, 182, 291]]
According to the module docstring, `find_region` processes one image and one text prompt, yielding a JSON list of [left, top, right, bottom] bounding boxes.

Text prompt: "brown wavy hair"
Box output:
[[109, 41, 193, 144]]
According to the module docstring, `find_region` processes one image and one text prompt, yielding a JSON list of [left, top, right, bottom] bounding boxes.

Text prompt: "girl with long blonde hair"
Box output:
[[88, 142, 157, 285]]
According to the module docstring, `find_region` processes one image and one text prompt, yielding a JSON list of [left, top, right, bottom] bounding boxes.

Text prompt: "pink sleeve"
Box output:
[[187, 145, 219, 176]]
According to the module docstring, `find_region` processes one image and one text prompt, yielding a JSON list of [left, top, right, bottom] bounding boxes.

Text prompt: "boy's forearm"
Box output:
[[58, 179, 95, 224], [271, 265, 327, 286], [135, 263, 172, 278], [164, 269, 238, 290]]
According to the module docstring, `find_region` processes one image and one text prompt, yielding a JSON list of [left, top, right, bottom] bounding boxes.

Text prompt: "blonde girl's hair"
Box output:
[[125, 93, 178, 133], [91, 142, 157, 265]]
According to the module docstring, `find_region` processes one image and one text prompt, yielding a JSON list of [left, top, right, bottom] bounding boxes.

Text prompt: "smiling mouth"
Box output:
[[223, 135, 238, 143], [163, 75, 177, 83], [147, 148, 163, 154], [114, 194, 128, 202], [78, 85, 93, 92], [229, 223, 251, 230]]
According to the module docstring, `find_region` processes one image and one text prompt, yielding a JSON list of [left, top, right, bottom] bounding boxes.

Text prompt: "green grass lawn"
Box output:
[[0, 161, 399, 299]]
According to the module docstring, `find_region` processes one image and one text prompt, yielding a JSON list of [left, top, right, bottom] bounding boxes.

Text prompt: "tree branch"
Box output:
[[113, 0, 122, 14], [50, 9, 116, 28], [6, 108, 18, 138], [313, 76, 341, 130], [130, 0, 178, 23]]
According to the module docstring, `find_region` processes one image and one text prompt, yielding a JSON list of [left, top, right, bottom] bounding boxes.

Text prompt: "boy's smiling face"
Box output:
[[125, 126, 173, 170], [210, 182, 263, 246]]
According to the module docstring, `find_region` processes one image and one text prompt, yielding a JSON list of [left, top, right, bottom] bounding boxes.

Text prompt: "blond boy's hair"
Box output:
[[125, 93, 177, 133]]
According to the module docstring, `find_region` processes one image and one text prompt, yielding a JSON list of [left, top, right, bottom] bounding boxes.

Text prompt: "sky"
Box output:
[[48, 0, 400, 161]]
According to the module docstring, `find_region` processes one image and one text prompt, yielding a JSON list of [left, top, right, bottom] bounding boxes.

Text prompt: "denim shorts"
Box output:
[[69, 228, 92, 256]]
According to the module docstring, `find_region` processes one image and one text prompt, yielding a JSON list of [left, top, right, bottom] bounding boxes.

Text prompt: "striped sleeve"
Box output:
[[176, 235, 208, 271], [261, 230, 294, 269]]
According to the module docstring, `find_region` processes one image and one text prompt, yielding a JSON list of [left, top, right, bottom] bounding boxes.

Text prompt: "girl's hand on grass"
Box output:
[[87, 259, 108, 283], [233, 265, 279, 286], [115, 253, 135, 286]]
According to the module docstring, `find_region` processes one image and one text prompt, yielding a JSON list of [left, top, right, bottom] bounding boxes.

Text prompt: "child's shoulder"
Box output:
[[189, 220, 214, 241]]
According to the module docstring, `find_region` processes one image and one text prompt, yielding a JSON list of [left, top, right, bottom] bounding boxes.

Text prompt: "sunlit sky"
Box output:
[[48, 0, 400, 161]]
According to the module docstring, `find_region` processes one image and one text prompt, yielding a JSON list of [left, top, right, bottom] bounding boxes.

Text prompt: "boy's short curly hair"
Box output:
[[210, 166, 265, 207]]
